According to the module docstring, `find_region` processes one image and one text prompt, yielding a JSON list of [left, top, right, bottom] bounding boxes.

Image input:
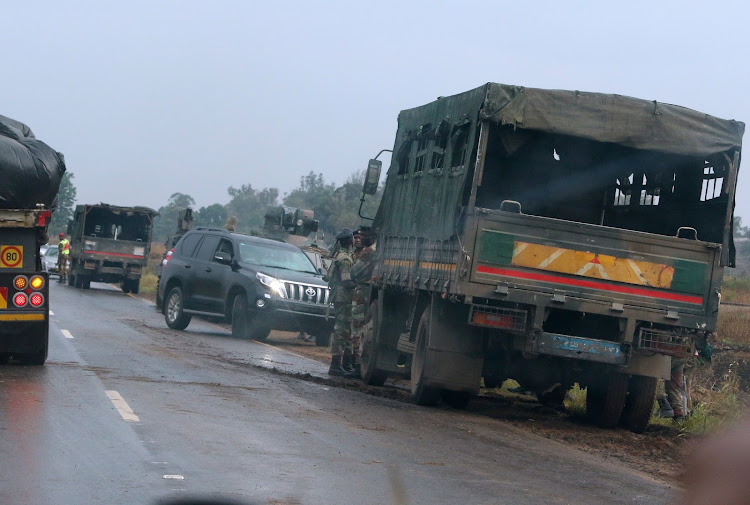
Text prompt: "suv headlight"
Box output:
[[257, 272, 287, 298]]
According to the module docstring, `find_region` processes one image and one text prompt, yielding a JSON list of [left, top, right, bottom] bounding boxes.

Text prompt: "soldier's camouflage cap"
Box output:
[[336, 228, 354, 241]]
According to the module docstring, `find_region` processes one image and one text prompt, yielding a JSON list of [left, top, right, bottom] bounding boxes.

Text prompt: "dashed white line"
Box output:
[[49, 310, 55, 315], [105, 390, 140, 422], [61, 329, 73, 339], [163, 475, 185, 480]]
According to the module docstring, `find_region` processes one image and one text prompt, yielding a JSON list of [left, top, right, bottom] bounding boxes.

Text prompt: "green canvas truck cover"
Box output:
[[375, 83, 744, 245]]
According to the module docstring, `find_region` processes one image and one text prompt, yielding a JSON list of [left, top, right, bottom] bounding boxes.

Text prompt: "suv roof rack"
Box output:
[[193, 227, 227, 232]]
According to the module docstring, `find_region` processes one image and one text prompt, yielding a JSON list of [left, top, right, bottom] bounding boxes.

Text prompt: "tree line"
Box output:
[[151, 170, 382, 244]]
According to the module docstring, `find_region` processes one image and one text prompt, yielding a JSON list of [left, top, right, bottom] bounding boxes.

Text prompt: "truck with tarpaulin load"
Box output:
[[0, 114, 66, 365], [357, 83, 744, 432], [67, 203, 157, 293]]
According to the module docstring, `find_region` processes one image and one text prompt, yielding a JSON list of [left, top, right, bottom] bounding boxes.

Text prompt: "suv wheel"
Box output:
[[165, 286, 192, 330], [232, 294, 251, 339], [232, 294, 271, 340]]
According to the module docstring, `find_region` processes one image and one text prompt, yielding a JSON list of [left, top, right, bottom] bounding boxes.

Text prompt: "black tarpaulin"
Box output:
[[0, 114, 66, 210]]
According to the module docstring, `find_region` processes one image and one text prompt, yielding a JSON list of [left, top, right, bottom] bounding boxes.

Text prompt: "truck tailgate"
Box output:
[[471, 212, 718, 316]]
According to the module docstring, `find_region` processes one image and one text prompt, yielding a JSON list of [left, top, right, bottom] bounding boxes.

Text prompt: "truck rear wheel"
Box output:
[[587, 373, 629, 428], [360, 300, 387, 386], [620, 375, 657, 433], [410, 307, 441, 406]]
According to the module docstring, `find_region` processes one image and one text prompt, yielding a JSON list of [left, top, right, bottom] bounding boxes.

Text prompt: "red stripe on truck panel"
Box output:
[[84, 250, 144, 259], [476, 265, 703, 305]]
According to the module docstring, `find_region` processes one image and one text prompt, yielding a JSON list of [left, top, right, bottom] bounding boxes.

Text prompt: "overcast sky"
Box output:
[[3, 1, 748, 219]]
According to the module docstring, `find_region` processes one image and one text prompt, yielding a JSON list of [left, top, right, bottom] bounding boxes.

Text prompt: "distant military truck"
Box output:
[[67, 203, 157, 293], [358, 83, 743, 432]]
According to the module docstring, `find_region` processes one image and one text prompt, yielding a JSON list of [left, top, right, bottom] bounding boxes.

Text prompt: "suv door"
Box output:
[[167, 231, 202, 310], [203, 238, 236, 314], [189, 234, 221, 312]]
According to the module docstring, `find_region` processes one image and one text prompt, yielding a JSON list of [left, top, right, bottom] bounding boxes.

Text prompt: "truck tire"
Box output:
[[442, 390, 471, 409], [231, 294, 251, 338], [410, 307, 441, 406], [21, 348, 47, 366], [588, 373, 629, 428], [315, 332, 331, 347], [82, 277, 91, 290], [360, 300, 387, 386], [165, 286, 191, 330], [122, 282, 130, 294], [68, 274, 75, 287], [620, 375, 657, 433], [129, 280, 139, 295]]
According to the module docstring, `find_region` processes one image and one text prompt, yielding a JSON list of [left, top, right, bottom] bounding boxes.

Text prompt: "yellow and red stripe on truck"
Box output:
[[478, 231, 706, 304]]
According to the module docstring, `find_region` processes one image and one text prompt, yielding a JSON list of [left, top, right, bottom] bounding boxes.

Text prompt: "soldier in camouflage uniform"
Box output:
[[327, 228, 357, 377], [350, 227, 377, 374]]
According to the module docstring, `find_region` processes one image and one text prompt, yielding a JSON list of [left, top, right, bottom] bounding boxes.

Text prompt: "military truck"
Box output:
[[67, 203, 157, 293], [358, 83, 743, 432]]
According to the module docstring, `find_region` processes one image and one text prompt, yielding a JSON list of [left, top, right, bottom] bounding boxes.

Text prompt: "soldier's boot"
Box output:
[[341, 352, 357, 377], [351, 354, 361, 375], [328, 355, 345, 376], [657, 398, 675, 418]]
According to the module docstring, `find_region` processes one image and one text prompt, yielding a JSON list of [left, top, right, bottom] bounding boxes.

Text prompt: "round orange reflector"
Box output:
[[30, 293, 44, 307], [13, 292, 28, 307], [30, 276, 44, 290], [13, 276, 28, 290]]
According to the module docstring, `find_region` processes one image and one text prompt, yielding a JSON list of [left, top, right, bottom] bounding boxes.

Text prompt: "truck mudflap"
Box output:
[[535, 333, 627, 366]]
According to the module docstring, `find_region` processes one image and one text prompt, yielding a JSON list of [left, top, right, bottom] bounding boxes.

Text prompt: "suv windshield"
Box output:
[[238, 241, 318, 274]]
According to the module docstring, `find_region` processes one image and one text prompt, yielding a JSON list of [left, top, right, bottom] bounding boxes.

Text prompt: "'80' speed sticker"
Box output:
[[0, 246, 23, 268]]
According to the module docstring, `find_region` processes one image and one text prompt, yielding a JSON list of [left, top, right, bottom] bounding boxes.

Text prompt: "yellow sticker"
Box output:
[[0, 287, 6, 309], [0, 246, 23, 268]]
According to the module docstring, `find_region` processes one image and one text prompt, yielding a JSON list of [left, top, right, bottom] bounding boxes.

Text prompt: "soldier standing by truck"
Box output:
[[351, 227, 377, 374], [57, 232, 70, 283], [327, 228, 357, 377]]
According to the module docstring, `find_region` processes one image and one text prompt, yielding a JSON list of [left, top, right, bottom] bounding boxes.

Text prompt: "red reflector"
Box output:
[[473, 312, 515, 329], [30, 293, 44, 307], [13, 293, 28, 307], [37, 210, 52, 227]]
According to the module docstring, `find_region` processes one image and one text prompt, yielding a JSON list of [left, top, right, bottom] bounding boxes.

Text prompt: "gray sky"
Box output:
[[3, 1, 748, 218]]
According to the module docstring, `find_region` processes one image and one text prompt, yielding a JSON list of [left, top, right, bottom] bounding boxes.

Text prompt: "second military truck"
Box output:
[[358, 82, 743, 432], [67, 203, 157, 293]]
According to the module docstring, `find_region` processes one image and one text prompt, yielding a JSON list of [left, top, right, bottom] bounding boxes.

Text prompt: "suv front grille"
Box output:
[[282, 281, 330, 305]]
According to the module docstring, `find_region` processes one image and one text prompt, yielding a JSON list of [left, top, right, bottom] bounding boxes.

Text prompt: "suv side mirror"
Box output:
[[214, 251, 233, 265], [362, 159, 381, 195]]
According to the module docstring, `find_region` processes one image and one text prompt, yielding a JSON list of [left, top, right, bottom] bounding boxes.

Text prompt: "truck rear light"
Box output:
[[13, 292, 28, 307], [29, 293, 44, 307], [13, 275, 28, 290], [37, 210, 52, 227], [30, 275, 44, 290], [469, 305, 528, 333]]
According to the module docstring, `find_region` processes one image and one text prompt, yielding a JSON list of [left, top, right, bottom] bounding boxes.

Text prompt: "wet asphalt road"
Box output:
[[0, 281, 676, 505]]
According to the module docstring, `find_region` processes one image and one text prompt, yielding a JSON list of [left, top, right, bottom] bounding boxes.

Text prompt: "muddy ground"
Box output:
[[260, 330, 704, 486], [145, 288, 749, 487]]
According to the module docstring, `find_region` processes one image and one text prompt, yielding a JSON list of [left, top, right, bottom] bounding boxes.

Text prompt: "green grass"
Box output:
[[721, 276, 750, 304]]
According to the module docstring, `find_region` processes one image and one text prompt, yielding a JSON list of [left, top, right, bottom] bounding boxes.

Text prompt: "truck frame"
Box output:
[[67, 203, 157, 293], [0, 208, 52, 365], [358, 83, 744, 432]]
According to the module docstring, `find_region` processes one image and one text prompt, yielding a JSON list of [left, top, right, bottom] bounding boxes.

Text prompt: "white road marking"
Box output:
[[61, 329, 73, 339], [49, 310, 55, 315], [105, 390, 140, 422], [163, 475, 185, 480]]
